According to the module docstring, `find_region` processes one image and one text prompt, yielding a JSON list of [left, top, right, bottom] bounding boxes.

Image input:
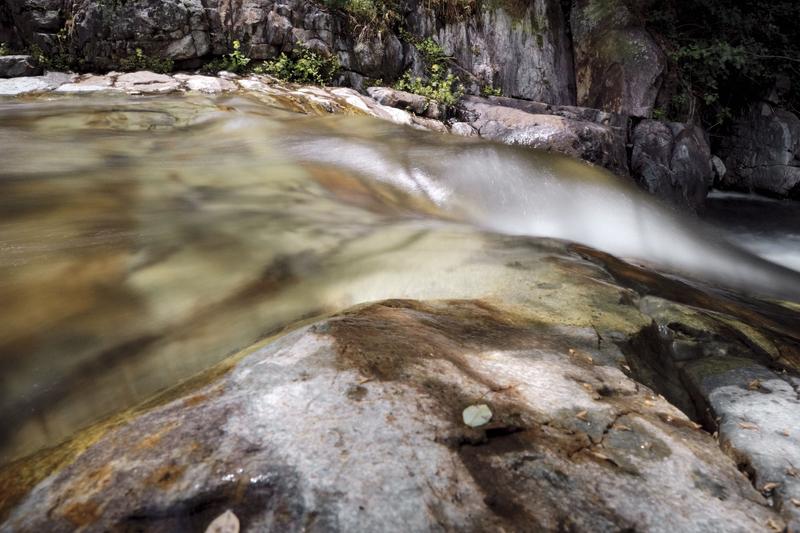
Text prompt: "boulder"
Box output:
[[0, 55, 41, 78], [458, 96, 629, 176], [173, 74, 237, 94], [630, 120, 713, 210], [0, 72, 75, 96], [366, 86, 438, 118], [114, 71, 181, 94], [0, 297, 787, 532], [718, 102, 800, 199], [571, 0, 666, 117], [450, 121, 478, 137]]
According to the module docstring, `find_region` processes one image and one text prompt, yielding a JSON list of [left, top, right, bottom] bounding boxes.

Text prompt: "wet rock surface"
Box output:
[[0, 296, 791, 532], [0, 231, 798, 532]]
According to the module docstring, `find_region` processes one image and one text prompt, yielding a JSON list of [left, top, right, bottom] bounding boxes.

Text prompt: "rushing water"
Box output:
[[1, 94, 799, 465], [702, 191, 800, 272]]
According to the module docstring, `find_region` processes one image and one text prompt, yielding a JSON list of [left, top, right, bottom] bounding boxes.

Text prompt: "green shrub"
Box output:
[[119, 47, 174, 73], [253, 45, 341, 85], [321, 0, 400, 30], [481, 84, 502, 97], [202, 40, 251, 74], [0, 42, 9, 56], [394, 38, 464, 106], [29, 27, 78, 71], [647, 0, 800, 127]]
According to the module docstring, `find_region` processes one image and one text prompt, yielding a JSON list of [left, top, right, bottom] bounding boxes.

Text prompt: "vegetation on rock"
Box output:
[[253, 45, 341, 85], [394, 38, 464, 106], [119, 48, 174, 74], [322, 0, 475, 27], [202, 40, 250, 74]]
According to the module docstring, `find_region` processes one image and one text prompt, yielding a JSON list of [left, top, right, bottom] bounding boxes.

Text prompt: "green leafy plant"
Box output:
[[119, 47, 174, 73], [647, 0, 800, 127], [321, 0, 400, 33], [203, 40, 251, 74], [481, 84, 502, 97], [253, 45, 340, 85], [0, 42, 9, 56], [394, 38, 464, 106], [29, 27, 78, 71]]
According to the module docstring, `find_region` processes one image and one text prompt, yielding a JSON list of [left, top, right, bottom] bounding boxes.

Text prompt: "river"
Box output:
[[1, 94, 798, 465]]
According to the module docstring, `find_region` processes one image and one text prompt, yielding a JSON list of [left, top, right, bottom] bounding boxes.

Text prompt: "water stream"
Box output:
[[1, 94, 799, 465]]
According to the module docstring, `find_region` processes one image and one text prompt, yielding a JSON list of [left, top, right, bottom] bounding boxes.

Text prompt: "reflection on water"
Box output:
[[1, 94, 799, 465]]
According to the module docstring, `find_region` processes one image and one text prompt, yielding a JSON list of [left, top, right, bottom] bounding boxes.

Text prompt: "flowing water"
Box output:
[[1, 94, 799, 465]]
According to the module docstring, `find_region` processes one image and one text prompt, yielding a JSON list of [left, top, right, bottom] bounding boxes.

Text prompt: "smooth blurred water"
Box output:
[[1, 94, 798, 465], [702, 191, 800, 272]]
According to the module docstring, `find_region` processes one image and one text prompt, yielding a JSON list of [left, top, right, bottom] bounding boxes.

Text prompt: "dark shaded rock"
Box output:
[[631, 119, 713, 210], [718, 102, 800, 199], [458, 95, 629, 175], [0, 55, 41, 77], [571, 0, 665, 117]]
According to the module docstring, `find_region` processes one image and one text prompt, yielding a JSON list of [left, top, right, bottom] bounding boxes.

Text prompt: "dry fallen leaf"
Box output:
[[747, 379, 762, 391], [205, 510, 240, 533], [689, 421, 703, 430], [767, 518, 782, 531], [761, 482, 780, 492], [576, 410, 589, 421], [463, 404, 492, 428], [791, 498, 800, 507], [787, 467, 799, 478], [588, 450, 617, 465], [738, 422, 759, 430], [614, 424, 632, 432]]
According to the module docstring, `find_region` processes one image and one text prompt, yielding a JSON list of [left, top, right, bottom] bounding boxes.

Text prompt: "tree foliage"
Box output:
[[647, 0, 800, 127]]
